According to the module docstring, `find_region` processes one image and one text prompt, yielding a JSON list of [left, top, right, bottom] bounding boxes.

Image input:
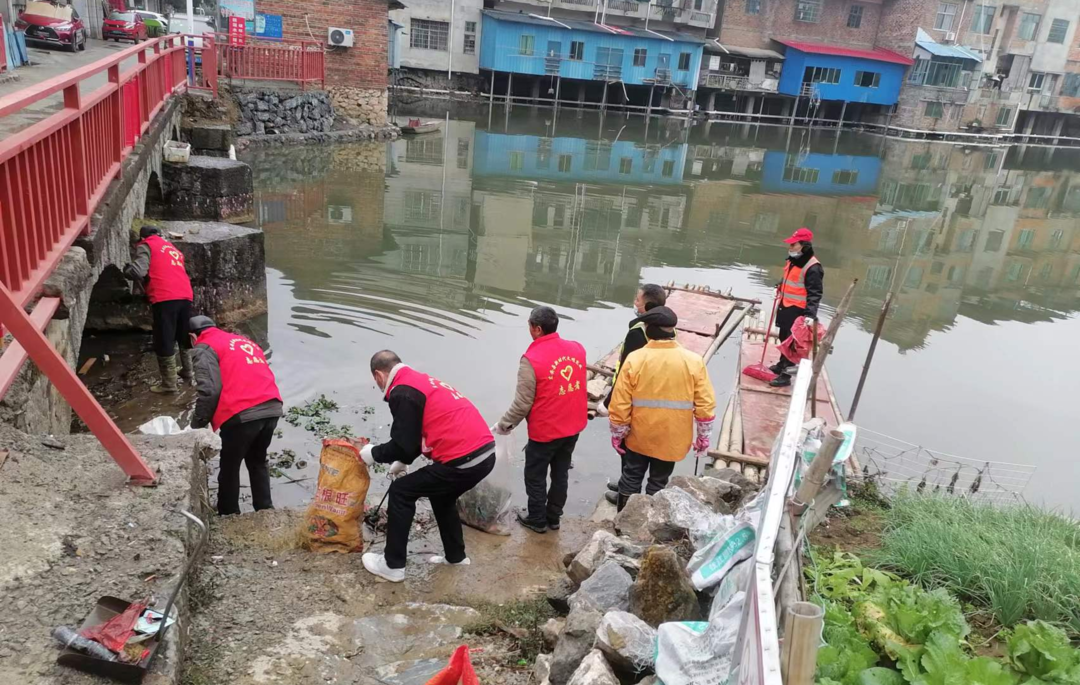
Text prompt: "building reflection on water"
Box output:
[[246, 115, 1080, 354]]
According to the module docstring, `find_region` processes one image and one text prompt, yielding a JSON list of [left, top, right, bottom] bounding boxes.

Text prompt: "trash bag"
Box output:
[[687, 521, 755, 591], [138, 416, 183, 435], [654, 591, 745, 685], [304, 439, 371, 553], [456, 432, 514, 536], [424, 645, 479, 685]]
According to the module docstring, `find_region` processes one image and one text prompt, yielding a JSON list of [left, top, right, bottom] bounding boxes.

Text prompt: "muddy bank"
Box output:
[[0, 425, 213, 685], [184, 509, 597, 685]]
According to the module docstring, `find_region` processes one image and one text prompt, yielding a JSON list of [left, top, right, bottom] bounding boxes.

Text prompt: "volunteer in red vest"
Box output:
[[770, 227, 825, 388], [122, 226, 195, 394], [358, 350, 495, 583], [188, 316, 284, 516], [495, 306, 588, 534]]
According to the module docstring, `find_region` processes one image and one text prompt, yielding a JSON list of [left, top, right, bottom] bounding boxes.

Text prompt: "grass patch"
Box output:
[[869, 493, 1080, 633], [463, 597, 556, 663]]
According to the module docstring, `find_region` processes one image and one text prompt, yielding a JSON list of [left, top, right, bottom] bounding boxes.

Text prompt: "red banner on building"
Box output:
[[228, 16, 246, 45]]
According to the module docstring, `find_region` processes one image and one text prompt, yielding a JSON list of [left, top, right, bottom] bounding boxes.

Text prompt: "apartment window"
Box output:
[[970, 4, 994, 34], [569, 41, 584, 61], [832, 169, 859, 185], [934, 2, 957, 31], [678, 52, 691, 70], [509, 151, 524, 171], [1063, 74, 1080, 97], [795, 0, 821, 23], [924, 101, 944, 118], [1017, 12, 1040, 40], [783, 155, 820, 184], [910, 152, 931, 170], [1025, 187, 1051, 209], [463, 21, 476, 55], [457, 139, 470, 169], [411, 19, 449, 51], [519, 34, 534, 56], [633, 48, 647, 67], [854, 70, 880, 88], [995, 106, 1013, 127], [804, 66, 841, 84], [1018, 229, 1035, 249], [619, 157, 633, 174], [1047, 18, 1069, 44], [557, 154, 572, 173], [909, 59, 963, 88], [847, 4, 863, 28], [1050, 229, 1064, 248], [984, 230, 1004, 252], [1028, 71, 1045, 92], [745, 0, 761, 14], [662, 160, 675, 177], [1039, 263, 1052, 280], [406, 136, 444, 165], [984, 151, 999, 169], [992, 186, 1011, 205], [694, 0, 703, 9], [403, 191, 442, 223]]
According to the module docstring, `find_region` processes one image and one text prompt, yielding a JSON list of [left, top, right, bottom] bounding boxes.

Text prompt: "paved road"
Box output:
[[0, 38, 139, 139]]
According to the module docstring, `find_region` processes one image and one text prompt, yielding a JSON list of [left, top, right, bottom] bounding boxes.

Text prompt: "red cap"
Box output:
[[784, 227, 814, 244]]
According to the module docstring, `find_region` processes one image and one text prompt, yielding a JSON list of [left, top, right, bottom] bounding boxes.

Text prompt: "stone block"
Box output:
[[628, 546, 700, 627], [186, 123, 233, 152], [534, 653, 553, 684], [595, 611, 656, 674], [566, 650, 619, 685], [668, 475, 737, 514], [568, 530, 643, 585], [569, 560, 632, 614], [156, 157, 254, 224], [542, 617, 565, 652], [546, 575, 575, 615], [549, 607, 602, 685]]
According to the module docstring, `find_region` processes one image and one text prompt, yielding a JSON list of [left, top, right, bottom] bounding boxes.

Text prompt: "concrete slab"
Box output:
[[0, 425, 212, 684]]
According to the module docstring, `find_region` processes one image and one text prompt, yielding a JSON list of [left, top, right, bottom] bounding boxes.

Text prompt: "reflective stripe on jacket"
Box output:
[[140, 235, 194, 304], [608, 339, 716, 462], [780, 256, 820, 308]]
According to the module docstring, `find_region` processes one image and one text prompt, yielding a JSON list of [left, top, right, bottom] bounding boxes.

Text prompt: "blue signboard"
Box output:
[[244, 13, 283, 39]]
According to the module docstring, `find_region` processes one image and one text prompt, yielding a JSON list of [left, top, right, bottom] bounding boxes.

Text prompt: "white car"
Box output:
[[167, 13, 215, 48]]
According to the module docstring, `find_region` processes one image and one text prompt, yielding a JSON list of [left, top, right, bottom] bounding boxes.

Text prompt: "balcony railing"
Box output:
[[702, 73, 777, 91]]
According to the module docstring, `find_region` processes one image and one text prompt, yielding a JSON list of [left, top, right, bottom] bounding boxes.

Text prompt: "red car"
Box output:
[[15, 1, 87, 52], [103, 11, 148, 44]]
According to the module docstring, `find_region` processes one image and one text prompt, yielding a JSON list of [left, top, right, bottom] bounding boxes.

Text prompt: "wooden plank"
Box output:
[[707, 448, 771, 468], [78, 357, 97, 375], [666, 289, 738, 336]]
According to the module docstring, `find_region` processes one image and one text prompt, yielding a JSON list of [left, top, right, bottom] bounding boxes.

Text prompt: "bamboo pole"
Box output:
[[808, 280, 858, 394], [718, 394, 735, 454], [702, 305, 751, 364], [780, 602, 825, 685], [793, 428, 844, 512], [810, 320, 819, 419], [848, 291, 892, 421]]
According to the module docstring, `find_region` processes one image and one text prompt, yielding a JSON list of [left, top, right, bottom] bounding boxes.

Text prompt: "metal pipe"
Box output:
[[447, 0, 455, 79], [848, 292, 892, 421]]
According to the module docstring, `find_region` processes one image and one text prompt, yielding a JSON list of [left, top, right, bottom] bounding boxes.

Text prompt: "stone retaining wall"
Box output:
[[235, 90, 334, 137], [328, 86, 388, 126]]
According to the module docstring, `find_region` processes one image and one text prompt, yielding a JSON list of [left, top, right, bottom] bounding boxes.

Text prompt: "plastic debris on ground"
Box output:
[[456, 431, 514, 536]]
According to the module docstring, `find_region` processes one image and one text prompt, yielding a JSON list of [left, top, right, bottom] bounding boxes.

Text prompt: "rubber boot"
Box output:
[[178, 349, 194, 381], [616, 493, 631, 512], [606, 481, 619, 493], [150, 355, 179, 394], [605, 490, 618, 505]]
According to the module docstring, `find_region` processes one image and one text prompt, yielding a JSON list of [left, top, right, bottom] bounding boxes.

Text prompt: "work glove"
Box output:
[[609, 421, 630, 456], [492, 422, 512, 436], [388, 461, 408, 478], [693, 417, 714, 458], [595, 403, 610, 418], [359, 444, 375, 465]]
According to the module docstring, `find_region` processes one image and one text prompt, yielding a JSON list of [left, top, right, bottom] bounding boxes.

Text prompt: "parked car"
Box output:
[[104, 11, 148, 43], [135, 10, 168, 37], [15, 0, 86, 52], [167, 12, 215, 46]]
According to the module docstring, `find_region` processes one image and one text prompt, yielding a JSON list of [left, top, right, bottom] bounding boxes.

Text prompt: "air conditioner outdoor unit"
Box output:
[[328, 27, 354, 47], [945, 31, 957, 42]]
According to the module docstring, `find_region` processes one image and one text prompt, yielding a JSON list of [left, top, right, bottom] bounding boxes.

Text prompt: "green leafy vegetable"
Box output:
[[816, 600, 880, 685], [915, 632, 1016, 685], [857, 668, 907, 685], [1007, 621, 1080, 683]]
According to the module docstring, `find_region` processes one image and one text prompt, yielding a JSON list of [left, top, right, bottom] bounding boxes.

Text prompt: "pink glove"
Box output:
[[609, 422, 630, 455], [693, 418, 714, 457]]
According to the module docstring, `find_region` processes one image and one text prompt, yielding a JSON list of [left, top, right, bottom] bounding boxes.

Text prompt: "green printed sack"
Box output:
[[687, 522, 755, 591]]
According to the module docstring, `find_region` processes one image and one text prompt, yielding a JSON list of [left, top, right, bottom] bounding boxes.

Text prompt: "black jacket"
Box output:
[[785, 247, 824, 319], [373, 383, 493, 467]]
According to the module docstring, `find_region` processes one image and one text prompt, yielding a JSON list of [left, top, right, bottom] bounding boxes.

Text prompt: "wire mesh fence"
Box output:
[[854, 428, 1036, 505]]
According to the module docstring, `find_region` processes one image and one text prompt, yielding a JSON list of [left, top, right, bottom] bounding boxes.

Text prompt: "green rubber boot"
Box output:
[[178, 349, 194, 382], [150, 354, 179, 394]]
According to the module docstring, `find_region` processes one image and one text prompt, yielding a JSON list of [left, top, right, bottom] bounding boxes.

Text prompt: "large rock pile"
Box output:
[[235, 90, 335, 137], [538, 470, 761, 685]]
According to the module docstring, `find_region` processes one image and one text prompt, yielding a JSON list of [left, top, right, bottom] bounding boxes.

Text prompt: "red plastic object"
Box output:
[[80, 601, 146, 653], [425, 646, 479, 685], [778, 315, 827, 365], [742, 290, 780, 382]]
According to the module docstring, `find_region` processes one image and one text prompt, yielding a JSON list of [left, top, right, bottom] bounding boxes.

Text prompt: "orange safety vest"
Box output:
[[780, 256, 820, 309]]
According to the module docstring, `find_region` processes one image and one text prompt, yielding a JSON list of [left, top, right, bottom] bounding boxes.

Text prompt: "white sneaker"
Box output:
[[362, 553, 405, 582], [427, 555, 472, 566]]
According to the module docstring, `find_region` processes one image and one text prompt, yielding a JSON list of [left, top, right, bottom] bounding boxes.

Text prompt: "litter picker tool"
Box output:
[[742, 289, 781, 382]]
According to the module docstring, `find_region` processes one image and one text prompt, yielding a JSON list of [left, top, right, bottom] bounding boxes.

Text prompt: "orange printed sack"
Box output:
[[304, 439, 371, 553]]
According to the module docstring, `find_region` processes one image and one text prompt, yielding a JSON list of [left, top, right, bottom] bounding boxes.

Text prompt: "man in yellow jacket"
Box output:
[[607, 306, 716, 511]]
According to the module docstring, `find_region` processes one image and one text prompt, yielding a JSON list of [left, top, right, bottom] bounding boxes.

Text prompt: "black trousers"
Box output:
[[217, 416, 278, 516], [384, 455, 495, 569], [618, 447, 676, 496], [775, 304, 805, 366], [523, 434, 579, 525], [151, 299, 193, 357]]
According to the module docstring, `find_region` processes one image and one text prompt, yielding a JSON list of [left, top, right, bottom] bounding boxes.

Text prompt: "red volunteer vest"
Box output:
[[386, 366, 492, 463], [141, 235, 194, 304], [196, 327, 282, 430], [523, 333, 588, 442]]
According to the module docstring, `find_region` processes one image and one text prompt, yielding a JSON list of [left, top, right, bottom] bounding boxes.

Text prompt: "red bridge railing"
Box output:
[[0, 33, 217, 484], [215, 37, 325, 89]]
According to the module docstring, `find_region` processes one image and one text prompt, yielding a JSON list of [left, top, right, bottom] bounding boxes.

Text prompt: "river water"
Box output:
[[243, 106, 1079, 515]]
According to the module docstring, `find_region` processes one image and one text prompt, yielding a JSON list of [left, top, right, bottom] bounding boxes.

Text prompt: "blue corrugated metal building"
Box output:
[[479, 9, 704, 90], [761, 150, 881, 196], [775, 39, 913, 107]]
